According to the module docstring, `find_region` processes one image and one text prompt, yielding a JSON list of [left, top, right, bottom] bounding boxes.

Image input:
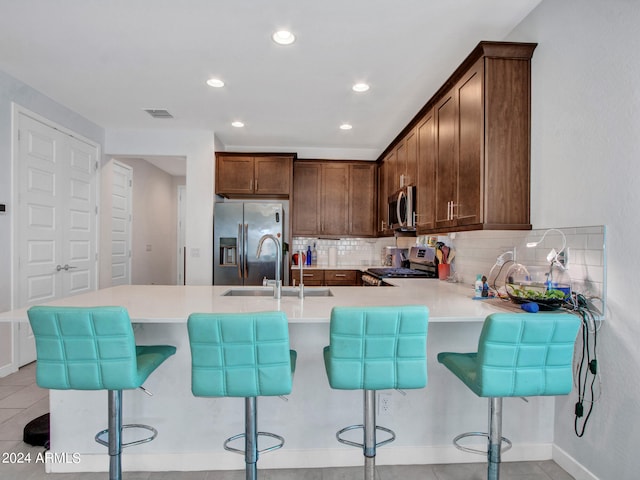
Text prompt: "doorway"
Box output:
[[103, 156, 186, 286], [111, 161, 133, 286], [13, 108, 99, 366]]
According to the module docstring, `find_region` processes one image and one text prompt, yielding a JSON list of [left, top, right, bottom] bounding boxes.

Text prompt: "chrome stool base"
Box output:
[[93, 390, 160, 480], [453, 431, 512, 456], [335, 390, 396, 480], [336, 424, 396, 451], [95, 424, 158, 449], [223, 431, 285, 455], [223, 397, 284, 480], [452, 397, 512, 480]]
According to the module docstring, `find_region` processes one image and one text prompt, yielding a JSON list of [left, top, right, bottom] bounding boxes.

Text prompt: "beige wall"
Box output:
[[100, 158, 185, 287]]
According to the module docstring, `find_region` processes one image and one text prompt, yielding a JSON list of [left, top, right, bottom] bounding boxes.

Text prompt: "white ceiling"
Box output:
[[0, 0, 542, 162]]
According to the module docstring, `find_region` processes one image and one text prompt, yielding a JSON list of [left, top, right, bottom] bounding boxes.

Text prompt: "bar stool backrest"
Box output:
[[325, 305, 429, 390], [27, 306, 140, 390], [476, 313, 581, 397], [188, 311, 293, 398]]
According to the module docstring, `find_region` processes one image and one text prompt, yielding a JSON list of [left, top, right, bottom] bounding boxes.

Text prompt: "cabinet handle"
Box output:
[[334, 274, 346, 277], [255, 179, 258, 191], [303, 273, 314, 278]]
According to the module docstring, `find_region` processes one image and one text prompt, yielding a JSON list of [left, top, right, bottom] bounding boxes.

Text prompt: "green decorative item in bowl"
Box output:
[[506, 283, 569, 310], [504, 263, 570, 310]]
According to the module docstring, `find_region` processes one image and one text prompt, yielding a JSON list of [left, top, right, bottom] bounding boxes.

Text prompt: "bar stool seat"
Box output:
[[187, 311, 296, 480], [323, 305, 429, 480], [27, 306, 176, 480], [437, 312, 581, 480]]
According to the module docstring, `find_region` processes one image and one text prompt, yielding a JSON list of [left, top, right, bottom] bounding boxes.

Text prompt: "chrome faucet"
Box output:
[[256, 234, 282, 299]]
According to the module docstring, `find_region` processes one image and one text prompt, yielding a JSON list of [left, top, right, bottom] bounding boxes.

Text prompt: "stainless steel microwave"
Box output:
[[388, 185, 416, 230]]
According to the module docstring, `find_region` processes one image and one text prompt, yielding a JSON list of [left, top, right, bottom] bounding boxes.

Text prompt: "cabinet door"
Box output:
[[292, 163, 322, 235], [349, 164, 376, 236], [395, 140, 407, 185], [416, 110, 436, 230], [434, 93, 458, 229], [377, 161, 387, 234], [456, 62, 483, 226], [216, 156, 254, 194], [321, 163, 349, 235], [404, 127, 418, 187], [254, 157, 291, 195], [385, 150, 398, 196]]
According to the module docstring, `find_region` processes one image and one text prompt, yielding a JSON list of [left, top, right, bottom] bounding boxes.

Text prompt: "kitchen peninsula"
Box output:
[[1, 281, 561, 473]]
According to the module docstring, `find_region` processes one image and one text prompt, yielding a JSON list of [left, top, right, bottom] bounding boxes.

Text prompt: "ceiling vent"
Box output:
[[144, 109, 174, 119]]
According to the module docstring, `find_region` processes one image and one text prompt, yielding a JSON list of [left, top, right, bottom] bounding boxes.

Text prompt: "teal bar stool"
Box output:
[[187, 311, 296, 480], [437, 312, 581, 480], [27, 306, 176, 480], [323, 305, 429, 480]]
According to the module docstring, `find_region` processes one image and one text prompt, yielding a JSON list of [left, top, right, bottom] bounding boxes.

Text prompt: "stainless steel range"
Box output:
[[362, 247, 437, 286]]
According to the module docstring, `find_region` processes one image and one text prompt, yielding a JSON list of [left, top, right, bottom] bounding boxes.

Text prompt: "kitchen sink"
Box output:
[[222, 287, 333, 297]]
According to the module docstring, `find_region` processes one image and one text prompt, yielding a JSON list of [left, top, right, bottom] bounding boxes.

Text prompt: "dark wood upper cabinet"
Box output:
[[416, 110, 436, 230], [377, 41, 536, 235], [292, 162, 322, 235], [216, 153, 294, 197], [293, 160, 376, 237], [349, 164, 377, 237], [321, 163, 349, 235], [434, 91, 458, 229]]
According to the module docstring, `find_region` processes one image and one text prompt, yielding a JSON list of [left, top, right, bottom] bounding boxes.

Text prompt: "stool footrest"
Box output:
[[336, 424, 396, 450], [453, 431, 512, 456], [95, 423, 158, 449], [223, 431, 285, 455]]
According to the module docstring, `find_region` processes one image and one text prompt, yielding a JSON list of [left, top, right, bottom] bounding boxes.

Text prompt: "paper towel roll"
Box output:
[[328, 247, 337, 267]]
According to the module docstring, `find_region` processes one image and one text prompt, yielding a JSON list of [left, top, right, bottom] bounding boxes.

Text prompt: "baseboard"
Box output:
[[47, 443, 553, 473], [0, 362, 18, 378], [553, 444, 599, 480]]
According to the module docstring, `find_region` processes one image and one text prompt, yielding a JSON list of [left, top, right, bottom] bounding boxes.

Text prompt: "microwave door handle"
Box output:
[[397, 190, 405, 226]]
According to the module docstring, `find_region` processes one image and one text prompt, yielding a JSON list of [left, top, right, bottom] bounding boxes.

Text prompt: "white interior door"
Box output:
[[16, 111, 98, 366], [111, 162, 132, 286]]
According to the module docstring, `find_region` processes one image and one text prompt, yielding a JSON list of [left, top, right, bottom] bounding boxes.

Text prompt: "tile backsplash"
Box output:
[[292, 237, 395, 266], [294, 225, 607, 314], [449, 225, 607, 309]]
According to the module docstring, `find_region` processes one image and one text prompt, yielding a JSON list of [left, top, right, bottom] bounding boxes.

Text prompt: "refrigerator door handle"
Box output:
[[237, 223, 243, 279], [244, 223, 249, 278]]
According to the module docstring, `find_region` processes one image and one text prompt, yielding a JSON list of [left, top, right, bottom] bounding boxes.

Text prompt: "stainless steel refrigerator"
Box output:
[[213, 202, 284, 285]]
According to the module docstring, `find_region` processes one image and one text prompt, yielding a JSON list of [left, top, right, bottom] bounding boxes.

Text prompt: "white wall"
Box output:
[[105, 129, 216, 285], [507, 1, 640, 478]]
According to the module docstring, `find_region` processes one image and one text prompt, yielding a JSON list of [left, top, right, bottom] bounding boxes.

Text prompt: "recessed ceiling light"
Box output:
[[352, 83, 370, 93], [206, 78, 225, 88], [340, 124, 353, 130], [272, 30, 296, 45], [232, 121, 245, 128]]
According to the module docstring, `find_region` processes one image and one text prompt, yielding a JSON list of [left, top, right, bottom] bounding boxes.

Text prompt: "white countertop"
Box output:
[[0, 279, 507, 324]]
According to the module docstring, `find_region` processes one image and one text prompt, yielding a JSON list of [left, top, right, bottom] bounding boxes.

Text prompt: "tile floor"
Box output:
[[0, 363, 574, 480]]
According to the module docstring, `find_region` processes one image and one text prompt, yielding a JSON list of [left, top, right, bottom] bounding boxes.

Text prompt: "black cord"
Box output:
[[570, 297, 599, 437]]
